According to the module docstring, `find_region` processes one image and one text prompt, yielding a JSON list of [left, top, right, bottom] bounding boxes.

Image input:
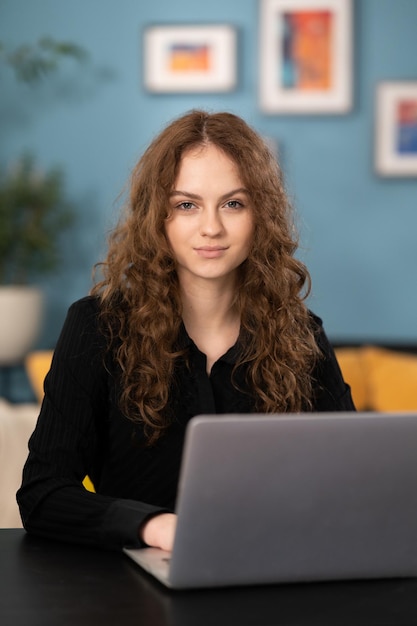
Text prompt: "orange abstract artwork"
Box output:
[[169, 44, 211, 73], [282, 11, 333, 91]]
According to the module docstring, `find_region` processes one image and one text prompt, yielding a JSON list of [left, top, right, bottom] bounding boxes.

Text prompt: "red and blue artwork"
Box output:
[[396, 100, 417, 154]]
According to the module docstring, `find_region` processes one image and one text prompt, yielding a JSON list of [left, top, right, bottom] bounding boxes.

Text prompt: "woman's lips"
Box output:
[[194, 246, 228, 258]]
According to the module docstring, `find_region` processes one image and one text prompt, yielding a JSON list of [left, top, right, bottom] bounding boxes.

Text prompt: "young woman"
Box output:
[[17, 110, 355, 551]]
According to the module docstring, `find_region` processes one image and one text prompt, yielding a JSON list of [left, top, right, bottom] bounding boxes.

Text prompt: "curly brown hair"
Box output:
[[91, 110, 320, 443]]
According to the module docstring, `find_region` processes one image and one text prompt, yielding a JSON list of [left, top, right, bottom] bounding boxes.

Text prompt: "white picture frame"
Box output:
[[375, 82, 417, 177], [143, 24, 237, 93], [259, 0, 353, 114]]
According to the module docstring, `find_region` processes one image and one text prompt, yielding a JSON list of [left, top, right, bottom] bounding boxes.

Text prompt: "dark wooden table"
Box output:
[[1, 529, 417, 625]]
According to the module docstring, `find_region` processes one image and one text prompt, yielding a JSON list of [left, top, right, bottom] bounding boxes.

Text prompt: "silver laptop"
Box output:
[[124, 412, 417, 589]]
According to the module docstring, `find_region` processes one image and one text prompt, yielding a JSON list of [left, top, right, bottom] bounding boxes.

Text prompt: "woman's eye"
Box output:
[[224, 200, 243, 209], [176, 201, 195, 210]]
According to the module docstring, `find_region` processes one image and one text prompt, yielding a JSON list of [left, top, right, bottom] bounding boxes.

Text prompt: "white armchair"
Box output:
[[0, 399, 38, 527]]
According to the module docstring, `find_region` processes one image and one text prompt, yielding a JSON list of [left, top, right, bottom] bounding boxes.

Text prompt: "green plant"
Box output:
[[0, 37, 89, 285], [0, 36, 88, 83], [0, 154, 74, 284], [0, 37, 114, 286]]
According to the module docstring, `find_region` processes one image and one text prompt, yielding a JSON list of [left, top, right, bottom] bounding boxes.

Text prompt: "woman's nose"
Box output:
[[199, 208, 224, 237]]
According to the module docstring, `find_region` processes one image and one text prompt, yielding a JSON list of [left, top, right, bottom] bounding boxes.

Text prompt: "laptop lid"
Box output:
[[125, 411, 417, 589]]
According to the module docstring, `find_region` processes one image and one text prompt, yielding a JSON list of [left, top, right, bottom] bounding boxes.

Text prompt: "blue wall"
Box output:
[[1, 0, 417, 351]]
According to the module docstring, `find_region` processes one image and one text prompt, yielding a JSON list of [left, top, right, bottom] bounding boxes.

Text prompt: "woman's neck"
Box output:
[[179, 274, 237, 327], [179, 277, 241, 373]]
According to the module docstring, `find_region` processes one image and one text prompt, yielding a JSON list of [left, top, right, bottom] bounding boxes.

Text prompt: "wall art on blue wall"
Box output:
[[259, 0, 352, 114], [143, 24, 237, 93], [375, 82, 417, 177]]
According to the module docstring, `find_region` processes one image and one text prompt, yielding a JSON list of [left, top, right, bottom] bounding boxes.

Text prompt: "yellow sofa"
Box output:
[[26, 345, 417, 414]]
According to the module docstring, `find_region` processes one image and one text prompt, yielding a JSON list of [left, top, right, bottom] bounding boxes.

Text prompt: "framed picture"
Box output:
[[143, 25, 237, 93], [259, 0, 353, 114], [375, 82, 417, 177]]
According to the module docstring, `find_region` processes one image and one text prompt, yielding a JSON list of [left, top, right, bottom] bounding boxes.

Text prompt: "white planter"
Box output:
[[0, 286, 44, 366]]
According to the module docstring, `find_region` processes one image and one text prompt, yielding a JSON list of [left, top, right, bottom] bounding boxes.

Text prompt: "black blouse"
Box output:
[[17, 296, 355, 550]]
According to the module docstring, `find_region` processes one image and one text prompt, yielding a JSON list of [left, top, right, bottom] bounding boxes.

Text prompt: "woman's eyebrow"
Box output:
[[170, 190, 203, 200], [170, 187, 248, 201]]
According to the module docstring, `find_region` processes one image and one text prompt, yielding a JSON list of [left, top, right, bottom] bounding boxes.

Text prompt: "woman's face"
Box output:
[[164, 144, 254, 287]]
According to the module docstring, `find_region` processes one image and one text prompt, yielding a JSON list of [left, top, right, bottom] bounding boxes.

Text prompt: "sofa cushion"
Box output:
[[334, 348, 368, 410], [363, 347, 417, 412], [335, 346, 417, 412], [25, 350, 54, 404]]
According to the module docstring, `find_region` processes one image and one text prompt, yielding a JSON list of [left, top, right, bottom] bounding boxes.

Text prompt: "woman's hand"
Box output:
[[139, 513, 177, 552]]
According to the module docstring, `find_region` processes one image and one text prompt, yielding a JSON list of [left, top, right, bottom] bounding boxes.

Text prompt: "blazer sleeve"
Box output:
[[17, 297, 165, 550], [310, 313, 356, 412]]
